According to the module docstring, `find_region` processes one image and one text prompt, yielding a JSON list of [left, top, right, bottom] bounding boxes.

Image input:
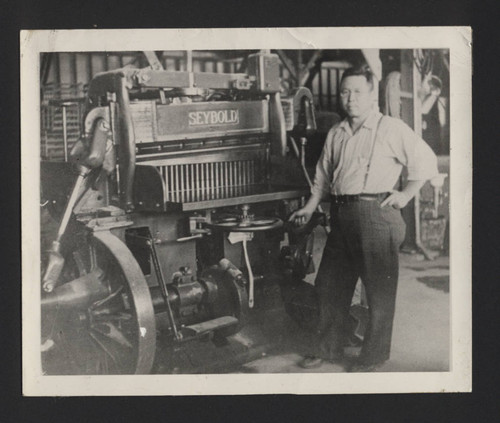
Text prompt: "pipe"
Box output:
[[242, 239, 254, 308], [289, 136, 330, 234], [115, 74, 136, 212]]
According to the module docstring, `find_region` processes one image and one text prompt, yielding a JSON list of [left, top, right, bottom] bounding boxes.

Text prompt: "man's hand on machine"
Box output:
[[289, 207, 314, 226]]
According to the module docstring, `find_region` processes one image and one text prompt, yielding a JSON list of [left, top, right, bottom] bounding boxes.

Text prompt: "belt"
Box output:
[[330, 192, 390, 204]]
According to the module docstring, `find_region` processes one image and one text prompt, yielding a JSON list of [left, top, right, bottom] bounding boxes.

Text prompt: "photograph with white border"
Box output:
[[21, 27, 472, 395]]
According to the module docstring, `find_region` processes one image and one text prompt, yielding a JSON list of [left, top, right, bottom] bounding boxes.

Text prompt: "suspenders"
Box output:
[[331, 114, 385, 194]]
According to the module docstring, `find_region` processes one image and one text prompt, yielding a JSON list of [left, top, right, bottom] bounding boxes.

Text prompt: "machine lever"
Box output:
[[289, 136, 330, 234], [228, 231, 255, 309], [42, 166, 91, 292], [145, 228, 181, 340], [176, 234, 204, 242]]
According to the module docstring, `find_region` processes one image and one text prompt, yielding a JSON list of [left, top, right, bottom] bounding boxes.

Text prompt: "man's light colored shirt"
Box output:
[[311, 111, 439, 197]]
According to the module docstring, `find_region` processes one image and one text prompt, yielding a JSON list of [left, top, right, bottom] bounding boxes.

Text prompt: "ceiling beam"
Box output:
[[275, 50, 297, 81], [300, 50, 323, 85]]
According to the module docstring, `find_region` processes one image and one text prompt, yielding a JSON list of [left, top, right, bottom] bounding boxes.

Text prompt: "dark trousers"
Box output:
[[314, 199, 406, 365]]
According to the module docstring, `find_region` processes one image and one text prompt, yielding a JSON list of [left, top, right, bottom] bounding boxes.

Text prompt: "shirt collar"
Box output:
[[339, 110, 383, 134]]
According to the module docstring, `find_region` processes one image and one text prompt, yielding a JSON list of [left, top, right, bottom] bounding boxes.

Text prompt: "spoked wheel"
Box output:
[[41, 231, 156, 375]]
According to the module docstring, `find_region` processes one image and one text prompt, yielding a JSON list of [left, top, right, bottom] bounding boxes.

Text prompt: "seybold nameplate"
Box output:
[[188, 110, 239, 126], [153, 101, 269, 141]]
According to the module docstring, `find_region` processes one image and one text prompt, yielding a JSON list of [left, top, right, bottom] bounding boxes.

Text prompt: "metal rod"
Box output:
[[57, 167, 90, 241], [62, 105, 68, 162], [242, 161, 247, 188], [235, 162, 238, 193], [222, 161, 226, 196], [169, 165, 174, 202], [242, 239, 254, 308], [115, 163, 121, 196], [238, 161, 243, 188], [195, 163, 200, 201], [229, 161, 232, 195], [198, 163, 203, 200], [241, 161, 245, 189], [190, 163, 195, 202], [233, 162, 237, 194], [231, 162, 235, 195], [205, 162, 209, 199], [247, 161, 251, 191], [163, 166, 169, 201], [180, 164, 185, 203], [175, 165, 179, 203], [224, 162, 228, 193], [215, 162, 220, 198], [200, 163, 205, 200], [210, 162, 214, 196], [146, 229, 180, 340], [199, 163, 204, 200], [198, 163, 202, 200], [242, 161, 245, 191]]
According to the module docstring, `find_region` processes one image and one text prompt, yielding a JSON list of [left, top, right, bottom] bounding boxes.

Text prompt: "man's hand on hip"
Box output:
[[380, 190, 411, 209]]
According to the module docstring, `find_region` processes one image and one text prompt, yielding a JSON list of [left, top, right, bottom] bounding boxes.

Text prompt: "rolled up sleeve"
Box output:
[[389, 120, 439, 181]]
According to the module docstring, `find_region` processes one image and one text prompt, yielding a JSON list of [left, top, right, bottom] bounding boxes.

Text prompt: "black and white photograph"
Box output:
[[21, 27, 472, 395]]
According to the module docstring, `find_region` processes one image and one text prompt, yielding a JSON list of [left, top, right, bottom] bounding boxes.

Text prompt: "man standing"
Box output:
[[290, 65, 438, 372]]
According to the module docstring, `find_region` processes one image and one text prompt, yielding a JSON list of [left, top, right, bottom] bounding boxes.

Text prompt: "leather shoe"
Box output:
[[347, 360, 386, 373], [298, 356, 324, 369], [298, 353, 344, 369]]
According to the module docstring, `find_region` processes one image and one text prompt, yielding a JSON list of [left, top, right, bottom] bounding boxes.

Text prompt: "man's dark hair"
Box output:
[[340, 65, 374, 90]]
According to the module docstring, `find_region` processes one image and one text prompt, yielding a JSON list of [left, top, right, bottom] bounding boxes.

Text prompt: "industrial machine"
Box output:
[[40, 51, 319, 374]]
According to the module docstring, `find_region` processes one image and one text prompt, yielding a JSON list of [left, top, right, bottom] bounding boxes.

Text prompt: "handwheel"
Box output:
[[41, 231, 156, 375], [207, 216, 283, 232], [206, 206, 283, 309]]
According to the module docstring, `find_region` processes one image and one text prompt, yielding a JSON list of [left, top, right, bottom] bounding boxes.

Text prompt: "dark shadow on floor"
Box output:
[[416, 275, 450, 293]]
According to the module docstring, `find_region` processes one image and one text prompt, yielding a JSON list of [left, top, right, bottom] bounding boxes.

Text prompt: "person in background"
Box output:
[[290, 65, 438, 372]]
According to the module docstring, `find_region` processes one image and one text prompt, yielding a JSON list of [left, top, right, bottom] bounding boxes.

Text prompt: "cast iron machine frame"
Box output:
[[40, 51, 319, 374]]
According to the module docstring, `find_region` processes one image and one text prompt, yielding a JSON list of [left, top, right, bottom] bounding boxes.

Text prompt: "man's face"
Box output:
[[340, 75, 374, 119]]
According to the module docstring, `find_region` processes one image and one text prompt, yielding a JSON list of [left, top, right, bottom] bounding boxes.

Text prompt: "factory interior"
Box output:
[[39, 48, 450, 375]]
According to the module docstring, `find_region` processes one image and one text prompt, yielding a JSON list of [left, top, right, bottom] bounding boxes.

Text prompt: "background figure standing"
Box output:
[[290, 65, 438, 372]]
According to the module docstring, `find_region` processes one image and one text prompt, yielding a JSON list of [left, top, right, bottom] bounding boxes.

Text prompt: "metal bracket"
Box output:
[[84, 107, 111, 135]]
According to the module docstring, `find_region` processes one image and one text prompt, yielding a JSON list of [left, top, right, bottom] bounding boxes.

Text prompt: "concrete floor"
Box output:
[[154, 226, 450, 374]]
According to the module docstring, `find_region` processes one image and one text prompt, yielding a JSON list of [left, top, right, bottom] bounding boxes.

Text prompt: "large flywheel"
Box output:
[[41, 230, 156, 375]]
